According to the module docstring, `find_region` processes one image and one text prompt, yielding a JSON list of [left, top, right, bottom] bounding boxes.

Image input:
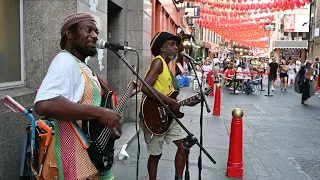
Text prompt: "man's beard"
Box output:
[[71, 38, 97, 58], [166, 52, 177, 61]]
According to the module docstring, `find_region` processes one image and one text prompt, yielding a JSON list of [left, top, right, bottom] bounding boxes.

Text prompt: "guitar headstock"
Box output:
[[204, 87, 212, 96], [195, 87, 212, 97]]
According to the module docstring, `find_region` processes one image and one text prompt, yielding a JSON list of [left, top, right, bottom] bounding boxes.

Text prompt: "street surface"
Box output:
[[112, 83, 320, 180]]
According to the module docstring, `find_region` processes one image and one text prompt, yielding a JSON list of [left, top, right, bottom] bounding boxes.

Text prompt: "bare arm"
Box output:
[[141, 58, 175, 105], [35, 96, 120, 129]]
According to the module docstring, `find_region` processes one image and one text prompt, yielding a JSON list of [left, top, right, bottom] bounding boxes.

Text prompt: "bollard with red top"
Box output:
[[210, 71, 214, 96], [316, 75, 319, 92], [212, 83, 221, 116], [227, 108, 244, 178], [207, 71, 213, 91]]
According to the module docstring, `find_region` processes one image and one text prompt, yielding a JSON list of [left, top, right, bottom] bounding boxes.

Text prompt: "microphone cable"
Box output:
[[133, 50, 141, 180]]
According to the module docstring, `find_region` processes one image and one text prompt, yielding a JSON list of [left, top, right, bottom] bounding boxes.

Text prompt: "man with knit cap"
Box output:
[[34, 12, 139, 179], [141, 31, 201, 180]]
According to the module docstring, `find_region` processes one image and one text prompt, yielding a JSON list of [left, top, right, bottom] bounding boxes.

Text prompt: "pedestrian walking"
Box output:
[[279, 59, 289, 91], [295, 61, 315, 104], [288, 60, 296, 87]]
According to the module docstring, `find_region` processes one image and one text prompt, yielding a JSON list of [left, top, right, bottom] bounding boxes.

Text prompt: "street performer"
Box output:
[[140, 31, 201, 180], [34, 12, 139, 179]]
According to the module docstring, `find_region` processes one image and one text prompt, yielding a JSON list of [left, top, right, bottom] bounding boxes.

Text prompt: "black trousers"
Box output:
[[301, 80, 311, 101]]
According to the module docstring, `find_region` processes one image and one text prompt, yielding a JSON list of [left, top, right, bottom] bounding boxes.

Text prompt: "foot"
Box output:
[[175, 176, 183, 180], [271, 87, 275, 91], [301, 101, 305, 104]]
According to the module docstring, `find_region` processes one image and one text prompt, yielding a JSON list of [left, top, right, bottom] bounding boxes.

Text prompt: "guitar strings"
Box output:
[[95, 83, 136, 151]]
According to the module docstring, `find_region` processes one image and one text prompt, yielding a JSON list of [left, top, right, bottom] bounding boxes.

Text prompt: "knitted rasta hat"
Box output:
[[60, 12, 96, 37], [150, 31, 181, 57]]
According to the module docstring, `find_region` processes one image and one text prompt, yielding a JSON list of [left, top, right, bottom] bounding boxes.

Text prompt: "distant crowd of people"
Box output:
[[180, 55, 320, 104]]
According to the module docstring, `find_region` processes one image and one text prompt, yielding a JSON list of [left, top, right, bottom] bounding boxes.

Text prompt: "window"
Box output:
[[0, 0, 23, 88]]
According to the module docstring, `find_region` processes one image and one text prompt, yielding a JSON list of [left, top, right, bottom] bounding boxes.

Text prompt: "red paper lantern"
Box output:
[[250, 3, 255, 9], [231, 3, 235, 9], [236, 3, 241, 10], [273, 0, 278, 8], [255, 3, 260, 9]]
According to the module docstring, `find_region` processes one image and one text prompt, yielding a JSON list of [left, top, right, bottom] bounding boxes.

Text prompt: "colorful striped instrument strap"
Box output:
[[68, 76, 118, 150]]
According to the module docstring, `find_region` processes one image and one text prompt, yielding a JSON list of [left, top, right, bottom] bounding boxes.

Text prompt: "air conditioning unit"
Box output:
[[284, 37, 292, 40], [294, 37, 303, 41]]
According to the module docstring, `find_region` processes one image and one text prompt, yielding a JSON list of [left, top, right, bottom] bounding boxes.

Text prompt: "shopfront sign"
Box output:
[[264, 23, 276, 31]]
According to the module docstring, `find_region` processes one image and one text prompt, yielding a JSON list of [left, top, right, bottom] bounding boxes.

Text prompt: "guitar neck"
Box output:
[[115, 82, 135, 115], [178, 94, 199, 106]]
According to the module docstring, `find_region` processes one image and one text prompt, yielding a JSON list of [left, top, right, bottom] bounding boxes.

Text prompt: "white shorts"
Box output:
[[141, 120, 187, 156]]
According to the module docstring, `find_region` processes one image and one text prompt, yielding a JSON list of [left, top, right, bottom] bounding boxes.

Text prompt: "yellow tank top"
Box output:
[[146, 55, 174, 96]]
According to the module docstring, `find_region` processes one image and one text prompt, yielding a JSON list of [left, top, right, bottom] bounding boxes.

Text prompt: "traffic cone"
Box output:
[[212, 83, 221, 116], [227, 108, 244, 178]]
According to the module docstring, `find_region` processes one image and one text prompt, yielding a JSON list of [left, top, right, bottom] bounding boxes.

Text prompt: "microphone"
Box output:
[[97, 39, 136, 51], [180, 51, 199, 64]]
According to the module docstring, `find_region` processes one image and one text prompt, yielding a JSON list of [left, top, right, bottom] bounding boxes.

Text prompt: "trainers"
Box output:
[[271, 87, 275, 91]]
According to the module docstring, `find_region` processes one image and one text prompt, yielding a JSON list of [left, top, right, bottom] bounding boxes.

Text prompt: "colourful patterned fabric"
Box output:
[[54, 58, 114, 180], [97, 76, 117, 109]]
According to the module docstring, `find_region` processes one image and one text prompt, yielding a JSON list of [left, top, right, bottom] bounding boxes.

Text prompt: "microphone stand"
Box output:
[[187, 61, 211, 180], [109, 48, 216, 179]]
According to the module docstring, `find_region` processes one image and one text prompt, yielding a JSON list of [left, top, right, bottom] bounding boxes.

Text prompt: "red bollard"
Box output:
[[212, 83, 221, 116], [210, 77, 215, 97], [207, 71, 212, 87], [316, 75, 319, 92], [227, 108, 244, 178]]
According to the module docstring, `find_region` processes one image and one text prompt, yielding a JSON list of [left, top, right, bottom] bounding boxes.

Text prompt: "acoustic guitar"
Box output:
[[141, 87, 212, 135]]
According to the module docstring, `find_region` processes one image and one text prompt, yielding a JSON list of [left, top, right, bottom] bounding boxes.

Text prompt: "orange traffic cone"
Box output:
[[227, 108, 244, 178], [212, 83, 221, 116]]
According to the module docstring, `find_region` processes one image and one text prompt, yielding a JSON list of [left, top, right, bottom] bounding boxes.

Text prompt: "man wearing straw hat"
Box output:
[[140, 31, 201, 180]]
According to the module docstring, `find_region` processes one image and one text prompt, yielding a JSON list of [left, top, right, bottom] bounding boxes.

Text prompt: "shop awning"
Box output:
[[273, 40, 308, 49]]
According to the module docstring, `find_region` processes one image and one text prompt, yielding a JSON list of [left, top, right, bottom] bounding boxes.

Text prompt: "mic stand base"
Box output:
[[183, 135, 197, 180]]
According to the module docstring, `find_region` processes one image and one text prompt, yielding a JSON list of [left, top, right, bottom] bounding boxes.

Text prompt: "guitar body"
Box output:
[[82, 91, 116, 172], [141, 90, 184, 135]]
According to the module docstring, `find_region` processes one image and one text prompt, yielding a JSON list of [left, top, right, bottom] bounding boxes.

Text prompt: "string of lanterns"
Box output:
[[194, 0, 311, 49]]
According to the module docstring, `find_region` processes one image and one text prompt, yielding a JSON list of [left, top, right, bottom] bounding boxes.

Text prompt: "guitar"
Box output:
[[141, 87, 212, 135], [82, 66, 138, 172]]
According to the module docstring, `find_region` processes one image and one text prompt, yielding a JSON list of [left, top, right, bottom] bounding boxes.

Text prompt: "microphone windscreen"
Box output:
[[97, 39, 105, 49]]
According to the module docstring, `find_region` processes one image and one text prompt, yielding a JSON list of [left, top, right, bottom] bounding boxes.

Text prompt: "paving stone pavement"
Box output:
[[112, 83, 320, 180]]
